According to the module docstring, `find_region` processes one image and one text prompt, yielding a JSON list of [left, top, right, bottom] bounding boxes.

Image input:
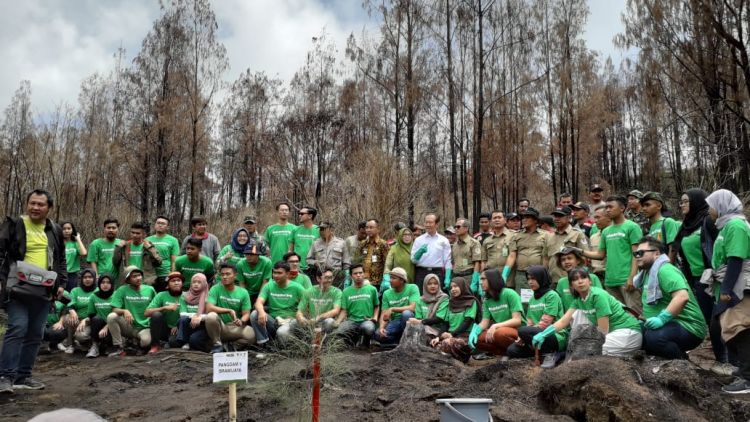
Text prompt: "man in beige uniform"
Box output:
[[504, 208, 548, 300], [481, 210, 515, 286], [451, 218, 482, 292], [547, 206, 588, 285]]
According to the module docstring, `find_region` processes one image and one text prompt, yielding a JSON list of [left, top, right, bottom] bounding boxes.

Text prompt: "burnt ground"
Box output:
[[0, 340, 748, 422]]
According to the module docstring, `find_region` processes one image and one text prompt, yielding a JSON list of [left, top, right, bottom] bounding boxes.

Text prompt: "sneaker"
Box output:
[[13, 377, 45, 390], [181, 344, 190, 350], [108, 348, 126, 358], [211, 343, 225, 354], [148, 345, 163, 354], [0, 376, 13, 394], [541, 353, 557, 369], [63, 344, 74, 354], [56, 342, 68, 352], [722, 377, 750, 394], [711, 362, 738, 377], [86, 344, 100, 359]]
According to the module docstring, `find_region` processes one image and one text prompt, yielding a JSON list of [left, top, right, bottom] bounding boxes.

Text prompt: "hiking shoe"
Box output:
[[13, 377, 45, 390], [722, 377, 750, 394], [108, 348, 126, 358], [0, 376, 13, 394], [211, 343, 225, 354], [148, 345, 163, 354], [711, 362, 738, 377], [86, 344, 100, 358], [181, 344, 190, 350], [541, 353, 557, 369]]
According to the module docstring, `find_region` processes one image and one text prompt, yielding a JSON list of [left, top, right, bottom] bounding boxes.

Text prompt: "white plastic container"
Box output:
[[435, 398, 493, 422]]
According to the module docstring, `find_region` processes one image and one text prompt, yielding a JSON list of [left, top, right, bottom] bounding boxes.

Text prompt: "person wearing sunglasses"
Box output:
[[633, 237, 706, 360], [451, 219, 482, 294]]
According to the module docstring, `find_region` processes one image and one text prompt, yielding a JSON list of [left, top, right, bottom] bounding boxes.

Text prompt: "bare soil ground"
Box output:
[[0, 340, 749, 422]]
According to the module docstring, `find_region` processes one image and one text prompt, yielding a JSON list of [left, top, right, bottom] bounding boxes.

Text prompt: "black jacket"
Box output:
[[0, 216, 67, 295]]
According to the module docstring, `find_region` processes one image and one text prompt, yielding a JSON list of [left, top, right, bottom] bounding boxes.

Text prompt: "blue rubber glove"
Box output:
[[343, 274, 351, 289], [644, 310, 673, 330], [443, 268, 453, 289], [532, 325, 556, 349], [379, 273, 391, 293], [471, 271, 481, 294], [468, 323, 482, 349], [501, 265, 511, 282], [413, 244, 428, 261]]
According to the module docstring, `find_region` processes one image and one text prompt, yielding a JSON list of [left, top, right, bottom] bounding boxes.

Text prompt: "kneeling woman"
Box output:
[[533, 268, 642, 357], [506, 265, 566, 367], [468, 268, 523, 356], [421, 278, 478, 362], [409, 274, 449, 338]]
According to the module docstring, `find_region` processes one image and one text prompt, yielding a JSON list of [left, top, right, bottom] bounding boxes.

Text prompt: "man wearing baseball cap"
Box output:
[[242, 215, 268, 253], [640, 192, 680, 254], [374, 267, 418, 344], [106, 265, 157, 357], [547, 206, 588, 284], [307, 222, 351, 288], [236, 240, 272, 303], [570, 202, 594, 238], [625, 190, 649, 234], [588, 184, 606, 211], [503, 207, 549, 300]]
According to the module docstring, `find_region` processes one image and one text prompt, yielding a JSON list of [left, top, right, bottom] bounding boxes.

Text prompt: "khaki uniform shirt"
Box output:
[[481, 229, 514, 270], [589, 231, 606, 275], [451, 235, 482, 274], [307, 236, 350, 272], [546, 225, 589, 283], [510, 229, 548, 272]]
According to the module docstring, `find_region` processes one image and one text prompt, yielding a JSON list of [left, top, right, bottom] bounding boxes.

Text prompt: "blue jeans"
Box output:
[[642, 321, 703, 359], [250, 310, 298, 345], [0, 297, 50, 380], [373, 311, 414, 344], [176, 316, 210, 351]]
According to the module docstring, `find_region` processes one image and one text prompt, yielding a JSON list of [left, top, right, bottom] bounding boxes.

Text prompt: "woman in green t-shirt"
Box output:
[[216, 228, 250, 269], [421, 277, 478, 362], [408, 274, 448, 339], [61, 221, 88, 291], [506, 265, 566, 367], [533, 267, 642, 357], [470, 268, 524, 357], [81, 274, 115, 358]]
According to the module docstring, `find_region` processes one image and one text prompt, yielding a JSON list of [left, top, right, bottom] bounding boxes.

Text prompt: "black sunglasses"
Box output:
[[633, 249, 658, 258]]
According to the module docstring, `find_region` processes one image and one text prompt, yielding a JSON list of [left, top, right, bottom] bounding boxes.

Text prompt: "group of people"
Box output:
[[0, 185, 748, 396]]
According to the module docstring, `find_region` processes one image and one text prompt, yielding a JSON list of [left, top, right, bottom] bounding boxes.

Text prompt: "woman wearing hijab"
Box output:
[[421, 277, 478, 362], [506, 265, 566, 368], [384, 228, 415, 288], [58, 268, 98, 354], [145, 272, 184, 353], [673, 188, 730, 374], [409, 274, 449, 338], [468, 268, 523, 357], [177, 273, 210, 351], [217, 228, 251, 268], [82, 274, 116, 358], [706, 189, 750, 394]]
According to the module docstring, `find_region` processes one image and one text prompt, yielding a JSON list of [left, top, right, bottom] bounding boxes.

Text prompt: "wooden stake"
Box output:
[[229, 382, 237, 422]]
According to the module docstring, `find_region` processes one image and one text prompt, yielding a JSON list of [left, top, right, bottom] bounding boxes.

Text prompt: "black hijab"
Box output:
[[484, 268, 505, 301], [526, 265, 552, 300], [448, 277, 477, 313], [673, 188, 709, 254], [79, 268, 97, 293], [94, 274, 115, 299]]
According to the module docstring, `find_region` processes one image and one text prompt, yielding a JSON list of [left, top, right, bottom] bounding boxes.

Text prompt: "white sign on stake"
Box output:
[[213, 351, 248, 384]]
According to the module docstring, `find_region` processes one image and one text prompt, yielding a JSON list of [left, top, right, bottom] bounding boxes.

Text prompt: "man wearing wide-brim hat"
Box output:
[[502, 207, 549, 303]]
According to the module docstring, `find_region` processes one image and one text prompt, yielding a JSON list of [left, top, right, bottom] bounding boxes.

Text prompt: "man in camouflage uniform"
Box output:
[[625, 190, 649, 235]]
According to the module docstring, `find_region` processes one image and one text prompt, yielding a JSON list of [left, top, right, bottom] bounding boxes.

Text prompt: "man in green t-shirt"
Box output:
[[296, 268, 341, 333], [634, 237, 707, 359], [113, 222, 162, 287], [106, 266, 157, 356], [263, 202, 297, 264], [251, 261, 305, 346], [205, 264, 255, 353], [290, 206, 320, 279], [87, 218, 122, 279], [236, 240, 272, 302], [583, 196, 643, 314], [374, 267, 418, 344], [175, 238, 215, 289], [145, 216, 180, 292], [334, 264, 380, 347], [640, 192, 680, 254]]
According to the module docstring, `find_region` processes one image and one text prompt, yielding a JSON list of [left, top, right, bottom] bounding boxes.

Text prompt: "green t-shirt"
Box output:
[[291, 273, 313, 290], [110, 284, 157, 330], [65, 240, 81, 273], [147, 291, 182, 328], [527, 290, 566, 349], [437, 301, 477, 333], [87, 238, 120, 278], [179, 295, 201, 316], [649, 217, 680, 245], [292, 225, 320, 269], [236, 256, 272, 296], [340, 284, 379, 322], [641, 263, 707, 339], [381, 284, 420, 320], [68, 287, 96, 315], [207, 284, 252, 324], [146, 234, 180, 277], [263, 223, 297, 264], [415, 297, 448, 319], [218, 244, 244, 267], [259, 281, 305, 319], [47, 291, 71, 325], [571, 287, 641, 332], [556, 273, 603, 310], [711, 218, 750, 299], [126, 243, 145, 269], [482, 288, 524, 323], [680, 229, 705, 277], [87, 294, 113, 320], [599, 220, 642, 286], [298, 286, 342, 318], [175, 254, 215, 290]]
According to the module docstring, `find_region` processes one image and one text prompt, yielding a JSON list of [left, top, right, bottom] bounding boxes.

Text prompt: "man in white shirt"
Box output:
[[410, 213, 452, 293]]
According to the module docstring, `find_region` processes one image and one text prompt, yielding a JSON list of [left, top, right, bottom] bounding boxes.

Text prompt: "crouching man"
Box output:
[[205, 264, 255, 353], [107, 266, 156, 357]]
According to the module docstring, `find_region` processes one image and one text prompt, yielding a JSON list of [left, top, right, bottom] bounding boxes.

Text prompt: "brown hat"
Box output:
[[388, 267, 409, 282]]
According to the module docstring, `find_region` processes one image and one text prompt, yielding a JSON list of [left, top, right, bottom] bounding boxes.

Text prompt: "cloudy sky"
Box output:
[[0, 0, 632, 116]]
